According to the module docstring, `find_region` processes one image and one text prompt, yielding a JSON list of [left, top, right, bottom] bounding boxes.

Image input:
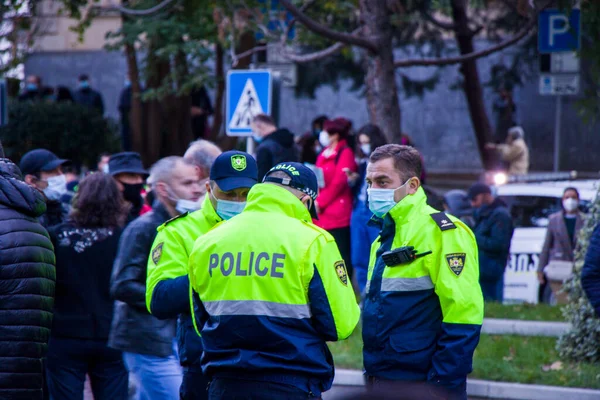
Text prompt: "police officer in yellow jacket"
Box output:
[[188, 162, 361, 400], [362, 145, 484, 400], [146, 151, 258, 400]]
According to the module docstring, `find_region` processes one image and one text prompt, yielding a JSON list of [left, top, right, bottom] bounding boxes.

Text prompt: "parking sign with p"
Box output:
[[538, 9, 581, 53]]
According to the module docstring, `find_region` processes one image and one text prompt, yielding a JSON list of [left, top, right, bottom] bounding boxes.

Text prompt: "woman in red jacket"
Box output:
[[314, 118, 358, 279]]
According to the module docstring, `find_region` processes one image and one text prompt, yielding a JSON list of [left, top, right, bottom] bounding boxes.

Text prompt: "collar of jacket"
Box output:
[[385, 186, 428, 227], [151, 200, 174, 222], [0, 158, 47, 217], [322, 139, 349, 159], [199, 194, 222, 225], [475, 197, 505, 220], [244, 183, 311, 222]]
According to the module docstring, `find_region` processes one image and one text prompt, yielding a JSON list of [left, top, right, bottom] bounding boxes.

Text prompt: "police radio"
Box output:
[[382, 246, 432, 267]]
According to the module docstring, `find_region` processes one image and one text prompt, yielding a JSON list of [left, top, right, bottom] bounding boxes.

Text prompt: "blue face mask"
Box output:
[[252, 133, 263, 144], [79, 80, 90, 89], [124, 79, 131, 87], [368, 179, 411, 218], [26, 83, 38, 91], [211, 192, 246, 220]]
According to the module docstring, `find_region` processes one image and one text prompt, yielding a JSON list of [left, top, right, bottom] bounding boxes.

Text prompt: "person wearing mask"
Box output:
[[45, 173, 129, 400], [314, 117, 358, 282], [297, 115, 328, 165], [147, 150, 257, 400], [582, 223, 600, 317], [97, 153, 111, 173], [73, 74, 105, 115], [20, 148, 71, 229], [188, 162, 360, 400], [109, 157, 202, 400], [0, 157, 56, 400], [107, 152, 148, 224], [468, 182, 514, 302], [485, 126, 529, 175], [363, 145, 483, 400], [347, 124, 387, 294], [538, 187, 585, 303], [183, 139, 223, 203], [18, 75, 43, 101], [251, 114, 298, 181]]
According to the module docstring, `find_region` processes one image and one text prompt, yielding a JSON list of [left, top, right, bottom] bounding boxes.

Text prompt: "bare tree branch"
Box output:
[[231, 45, 267, 67], [281, 41, 346, 63], [420, 9, 457, 30], [394, 3, 545, 68], [278, 0, 377, 52], [93, 0, 177, 16]]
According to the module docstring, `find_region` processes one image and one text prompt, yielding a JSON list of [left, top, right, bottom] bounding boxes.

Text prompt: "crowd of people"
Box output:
[[0, 108, 597, 400]]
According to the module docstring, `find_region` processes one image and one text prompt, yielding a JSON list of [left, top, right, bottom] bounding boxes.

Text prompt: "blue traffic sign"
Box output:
[[226, 70, 272, 136], [538, 9, 580, 53]]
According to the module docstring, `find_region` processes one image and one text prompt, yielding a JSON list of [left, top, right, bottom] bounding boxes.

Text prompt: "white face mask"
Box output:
[[166, 186, 201, 214], [367, 179, 411, 218], [563, 198, 579, 212], [43, 174, 67, 201], [319, 130, 331, 148], [361, 143, 371, 156]]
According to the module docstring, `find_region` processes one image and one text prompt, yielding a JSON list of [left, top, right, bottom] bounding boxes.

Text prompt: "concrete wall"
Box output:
[[24, 43, 600, 172]]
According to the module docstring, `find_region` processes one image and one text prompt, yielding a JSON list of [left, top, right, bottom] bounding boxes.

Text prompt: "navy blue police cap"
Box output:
[[263, 162, 319, 219], [210, 151, 258, 191]]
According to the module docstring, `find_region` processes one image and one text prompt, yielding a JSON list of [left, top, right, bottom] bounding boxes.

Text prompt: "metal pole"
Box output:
[[553, 96, 562, 172], [246, 136, 255, 156]]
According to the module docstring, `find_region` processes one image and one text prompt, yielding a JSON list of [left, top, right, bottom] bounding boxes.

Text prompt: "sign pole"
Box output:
[[553, 95, 562, 172], [246, 136, 255, 155]]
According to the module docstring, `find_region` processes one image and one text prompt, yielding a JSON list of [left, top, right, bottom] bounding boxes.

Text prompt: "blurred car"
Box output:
[[491, 172, 598, 304]]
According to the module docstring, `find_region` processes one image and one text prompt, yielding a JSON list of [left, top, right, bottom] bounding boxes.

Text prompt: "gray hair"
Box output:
[[148, 156, 188, 188], [508, 126, 524, 139], [184, 139, 222, 172]]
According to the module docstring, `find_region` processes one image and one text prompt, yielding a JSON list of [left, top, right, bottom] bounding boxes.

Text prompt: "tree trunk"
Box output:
[[450, 0, 496, 169], [209, 43, 225, 142], [124, 41, 144, 159], [360, 0, 401, 143], [144, 39, 169, 165]]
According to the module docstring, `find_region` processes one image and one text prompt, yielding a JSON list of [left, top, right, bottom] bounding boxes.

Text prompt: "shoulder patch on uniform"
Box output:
[[164, 212, 189, 227], [335, 260, 348, 286], [152, 242, 164, 265], [430, 212, 457, 231], [446, 253, 466, 276]]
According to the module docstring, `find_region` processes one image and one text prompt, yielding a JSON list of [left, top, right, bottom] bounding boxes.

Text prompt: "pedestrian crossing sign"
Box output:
[[226, 70, 272, 136]]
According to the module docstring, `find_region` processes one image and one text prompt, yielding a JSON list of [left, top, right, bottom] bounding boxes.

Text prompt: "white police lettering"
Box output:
[[208, 252, 285, 278], [273, 163, 300, 176]]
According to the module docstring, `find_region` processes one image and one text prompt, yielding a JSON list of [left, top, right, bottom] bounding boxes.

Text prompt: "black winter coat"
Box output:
[[256, 128, 298, 181], [108, 203, 177, 357], [0, 158, 56, 400]]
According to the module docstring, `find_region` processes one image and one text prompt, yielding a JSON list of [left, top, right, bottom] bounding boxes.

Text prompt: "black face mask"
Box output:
[[121, 183, 143, 208]]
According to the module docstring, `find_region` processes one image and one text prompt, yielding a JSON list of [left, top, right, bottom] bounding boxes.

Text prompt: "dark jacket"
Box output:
[[39, 199, 70, 230], [256, 128, 298, 181], [472, 198, 514, 281], [73, 88, 105, 115], [582, 223, 600, 316], [108, 202, 177, 357], [0, 158, 56, 400], [49, 223, 122, 340]]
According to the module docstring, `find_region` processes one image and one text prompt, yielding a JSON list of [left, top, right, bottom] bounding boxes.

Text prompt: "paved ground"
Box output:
[[323, 385, 495, 399]]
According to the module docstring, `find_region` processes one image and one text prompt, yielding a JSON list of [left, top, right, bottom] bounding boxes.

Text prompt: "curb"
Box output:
[[482, 318, 570, 337], [333, 369, 600, 400]]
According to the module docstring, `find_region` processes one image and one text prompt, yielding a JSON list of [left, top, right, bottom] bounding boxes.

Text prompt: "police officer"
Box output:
[[362, 145, 484, 400], [146, 150, 258, 400], [188, 162, 360, 400]]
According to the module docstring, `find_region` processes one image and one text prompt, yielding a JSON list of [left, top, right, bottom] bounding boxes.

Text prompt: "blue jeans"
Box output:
[[123, 341, 182, 400], [46, 337, 128, 400], [351, 202, 380, 293]]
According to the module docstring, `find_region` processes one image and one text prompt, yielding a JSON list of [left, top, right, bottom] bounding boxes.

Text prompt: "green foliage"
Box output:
[[0, 101, 120, 168], [557, 184, 600, 363], [575, 0, 600, 124], [484, 302, 565, 322]]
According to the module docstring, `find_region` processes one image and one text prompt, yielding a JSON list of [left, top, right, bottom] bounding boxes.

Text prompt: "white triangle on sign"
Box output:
[[229, 78, 264, 129]]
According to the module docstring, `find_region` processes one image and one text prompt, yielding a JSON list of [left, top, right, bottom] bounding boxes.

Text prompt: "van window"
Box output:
[[499, 195, 591, 228]]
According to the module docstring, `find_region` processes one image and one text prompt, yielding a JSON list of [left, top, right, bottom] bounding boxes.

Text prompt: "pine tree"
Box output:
[[557, 188, 600, 362]]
